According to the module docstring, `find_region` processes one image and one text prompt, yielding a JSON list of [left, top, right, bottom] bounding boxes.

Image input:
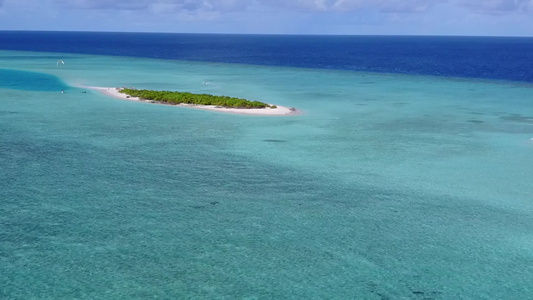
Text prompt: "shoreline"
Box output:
[[85, 86, 300, 116]]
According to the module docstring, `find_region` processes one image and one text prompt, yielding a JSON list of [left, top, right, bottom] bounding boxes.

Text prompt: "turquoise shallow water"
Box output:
[[1, 50, 533, 299]]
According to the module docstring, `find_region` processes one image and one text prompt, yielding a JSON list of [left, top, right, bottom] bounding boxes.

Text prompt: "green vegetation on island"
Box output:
[[119, 88, 275, 109]]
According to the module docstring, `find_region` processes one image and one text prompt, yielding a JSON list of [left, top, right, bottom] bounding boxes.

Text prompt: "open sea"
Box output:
[[1, 31, 533, 299]]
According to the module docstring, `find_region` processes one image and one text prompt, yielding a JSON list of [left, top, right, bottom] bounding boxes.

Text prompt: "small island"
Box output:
[[119, 88, 276, 109], [86, 86, 298, 116]]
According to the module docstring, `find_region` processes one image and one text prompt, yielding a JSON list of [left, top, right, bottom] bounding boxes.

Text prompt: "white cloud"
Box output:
[[1, 0, 532, 35], [53, 0, 151, 10], [47, 0, 533, 15], [52, 0, 247, 11], [258, 0, 445, 12], [50, 0, 446, 13], [459, 0, 532, 13], [377, 0, 442, 13]]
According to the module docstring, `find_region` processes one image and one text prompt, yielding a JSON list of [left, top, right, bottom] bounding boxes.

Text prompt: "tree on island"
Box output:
[[119, 88, 274, 109]]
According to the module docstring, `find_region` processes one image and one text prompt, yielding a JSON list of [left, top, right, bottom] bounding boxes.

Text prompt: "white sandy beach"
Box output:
[[85, 86, 298, 116]]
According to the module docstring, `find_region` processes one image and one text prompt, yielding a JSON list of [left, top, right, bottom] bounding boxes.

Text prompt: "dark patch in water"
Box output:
[[0, 68, 69, 91], [0, 111, 19, 115], [500, 114, 533, 123], [366, 282, 392, 300], [190, 201, 219, 209], [468, 119, 484, 124], [393, 102, 408, 107], [263, 139, 287, 143], [190, 205, 206, 209], [410, 290, 442, 299], [360, 81, 375, 84]]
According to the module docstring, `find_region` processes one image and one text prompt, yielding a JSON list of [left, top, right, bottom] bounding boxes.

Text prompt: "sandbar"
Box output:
[[85, 86, 299, 116]]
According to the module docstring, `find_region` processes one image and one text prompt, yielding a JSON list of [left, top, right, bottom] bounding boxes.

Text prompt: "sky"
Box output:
[[0, 0, 532, 36]]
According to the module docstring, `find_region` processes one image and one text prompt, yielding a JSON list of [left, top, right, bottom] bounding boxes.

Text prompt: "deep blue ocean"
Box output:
[[1, 32, 533, 299], [2, 31, 533, 82]]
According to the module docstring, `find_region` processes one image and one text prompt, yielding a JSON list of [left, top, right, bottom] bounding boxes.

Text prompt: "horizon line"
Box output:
[[1, 29, 532, 39]]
